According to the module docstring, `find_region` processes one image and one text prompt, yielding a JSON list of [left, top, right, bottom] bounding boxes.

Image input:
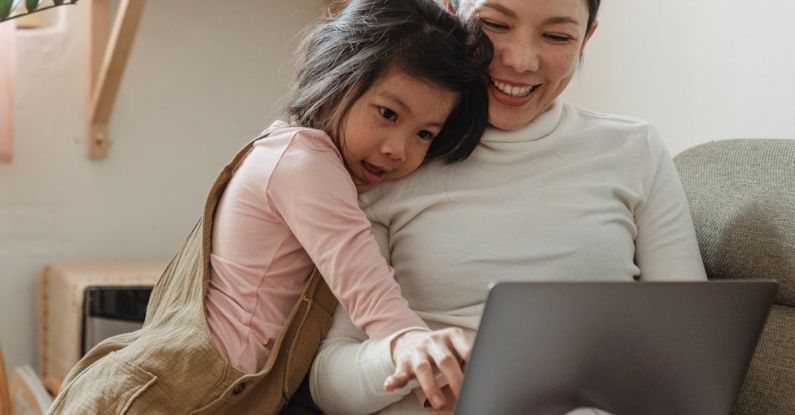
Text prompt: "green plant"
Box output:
[[0, 0, 78, 22]]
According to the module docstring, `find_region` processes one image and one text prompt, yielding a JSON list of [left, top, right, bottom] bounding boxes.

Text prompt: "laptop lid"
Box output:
[[455, 280, 777, 415]]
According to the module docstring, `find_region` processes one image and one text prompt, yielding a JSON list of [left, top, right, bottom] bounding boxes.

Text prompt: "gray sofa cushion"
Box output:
[[674, 139, 795, 414], [733, 305, 795, 414], [674, 139, 795, 307]]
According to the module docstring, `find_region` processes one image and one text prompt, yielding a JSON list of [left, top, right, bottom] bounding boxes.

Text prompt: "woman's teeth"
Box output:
[[492, 79, 535, 97]]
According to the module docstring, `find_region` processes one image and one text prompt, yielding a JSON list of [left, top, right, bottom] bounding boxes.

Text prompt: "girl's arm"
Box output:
[[634, 128, 707, 280], [267, 131, 428, 339], [308, 216, 471, 414], [269, 131, 470, 410]]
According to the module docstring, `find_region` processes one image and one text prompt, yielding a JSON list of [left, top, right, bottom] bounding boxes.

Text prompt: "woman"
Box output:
[[309, 0, 707, 413]]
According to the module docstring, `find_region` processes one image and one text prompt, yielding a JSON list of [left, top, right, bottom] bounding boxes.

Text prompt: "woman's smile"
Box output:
[[490, 77, 540, 106]]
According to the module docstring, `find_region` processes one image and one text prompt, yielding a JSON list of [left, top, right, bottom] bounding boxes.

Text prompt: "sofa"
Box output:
[[673, 139, 795, 414]]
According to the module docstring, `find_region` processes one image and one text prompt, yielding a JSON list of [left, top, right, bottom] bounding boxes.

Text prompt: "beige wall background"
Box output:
[[2, 0, 794, 374], [564, 0, 795, 155], [1, 0, 326, 374]]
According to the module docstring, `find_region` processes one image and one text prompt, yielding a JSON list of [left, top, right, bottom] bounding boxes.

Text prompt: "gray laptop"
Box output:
[[455, 280, 777, 415]]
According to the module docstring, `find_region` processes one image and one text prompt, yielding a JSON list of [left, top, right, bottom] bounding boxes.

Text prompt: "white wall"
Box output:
[[1, 0, 326, 374], [564, 0, 795, 155], [4, 0, 795, 376]]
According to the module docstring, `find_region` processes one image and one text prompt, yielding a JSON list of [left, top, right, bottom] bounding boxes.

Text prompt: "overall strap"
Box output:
[[145, 133, 268, 322], [200, 134, 267, 290]]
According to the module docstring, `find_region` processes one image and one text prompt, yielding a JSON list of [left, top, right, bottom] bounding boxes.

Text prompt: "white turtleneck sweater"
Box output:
[[309, 101, 707, 415]]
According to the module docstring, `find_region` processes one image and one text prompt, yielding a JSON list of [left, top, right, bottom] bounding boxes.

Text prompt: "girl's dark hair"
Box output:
[[285, 0, 492, 164]]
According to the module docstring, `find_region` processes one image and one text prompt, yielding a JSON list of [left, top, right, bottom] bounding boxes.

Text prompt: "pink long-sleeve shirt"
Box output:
[[205, 121, 426, 374]]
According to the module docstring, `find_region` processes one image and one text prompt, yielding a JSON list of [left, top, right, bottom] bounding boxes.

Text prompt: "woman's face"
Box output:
[[465, 0, 597, 131]]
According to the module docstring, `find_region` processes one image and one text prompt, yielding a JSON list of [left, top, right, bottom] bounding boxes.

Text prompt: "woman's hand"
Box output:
[[432, 385, 458, 414], [384, 327, 472, 410]]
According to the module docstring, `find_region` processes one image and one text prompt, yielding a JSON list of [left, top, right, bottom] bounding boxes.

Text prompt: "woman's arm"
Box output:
[[309, 221, 471, 413], [309, 220, 414, 414], [634, 128, 707, 280], [310, 304, 416, 415]]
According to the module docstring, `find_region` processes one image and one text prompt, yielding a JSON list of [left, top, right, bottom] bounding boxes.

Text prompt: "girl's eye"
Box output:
[[479, 18, 509, 32], [544, 34, 573, 43], [379, 107, 397, 121], [417, 130, 435, 141]]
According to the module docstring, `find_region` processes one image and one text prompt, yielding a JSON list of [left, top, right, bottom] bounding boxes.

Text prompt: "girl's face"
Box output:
[[466, 0, 597, 131], [339, 68, 459, 193]]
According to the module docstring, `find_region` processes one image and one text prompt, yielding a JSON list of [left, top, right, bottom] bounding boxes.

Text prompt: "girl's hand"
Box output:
[[384, 327, 472, 410]]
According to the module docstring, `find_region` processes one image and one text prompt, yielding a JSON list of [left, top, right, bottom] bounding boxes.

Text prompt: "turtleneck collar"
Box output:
[[482, 100, 565, 143]]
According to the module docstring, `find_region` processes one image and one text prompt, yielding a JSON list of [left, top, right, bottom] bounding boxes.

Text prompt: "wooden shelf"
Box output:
[[87, 0, 146, 160]]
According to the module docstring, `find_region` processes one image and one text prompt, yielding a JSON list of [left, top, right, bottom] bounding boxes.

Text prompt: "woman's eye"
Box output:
[[417, 130, 435, 141], [379, 107, 397, 121], [544, 34, 573, 43], [479, 19, 509, 31]]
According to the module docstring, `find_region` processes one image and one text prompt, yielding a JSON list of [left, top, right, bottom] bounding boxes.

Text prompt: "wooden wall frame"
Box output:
[[87, 0, 146, 160], [0, 346, 10, 415]]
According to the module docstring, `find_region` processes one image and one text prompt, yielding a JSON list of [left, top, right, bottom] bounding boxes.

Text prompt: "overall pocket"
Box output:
[[50, 352, 157, 415]]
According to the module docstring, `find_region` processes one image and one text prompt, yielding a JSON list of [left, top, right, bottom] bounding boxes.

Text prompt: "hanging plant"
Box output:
[[0, 0, 78, 22]]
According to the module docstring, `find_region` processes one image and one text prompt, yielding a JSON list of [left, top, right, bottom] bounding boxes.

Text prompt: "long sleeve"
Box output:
[[310, 304, 418, 415], [310, 220, 423, 414], [634, 129, 707, 280], [267, 131, 427, 339], [308, 103, 708, 414]]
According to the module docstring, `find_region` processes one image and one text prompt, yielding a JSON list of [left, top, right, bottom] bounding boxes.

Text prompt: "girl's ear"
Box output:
[[441, 0, 455, 13]]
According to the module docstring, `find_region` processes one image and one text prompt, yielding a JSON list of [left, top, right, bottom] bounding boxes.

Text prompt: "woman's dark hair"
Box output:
[[585, 0, 601, 32], [285, 0, 493, 164]]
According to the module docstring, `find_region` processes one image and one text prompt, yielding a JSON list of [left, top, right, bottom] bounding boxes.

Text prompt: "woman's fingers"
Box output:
[[384, 362, 413, 391], [411, 354, 447, 409], [448, 328, 473, 363], [427, 342, 464, 397], [385, 327, 473, 407]]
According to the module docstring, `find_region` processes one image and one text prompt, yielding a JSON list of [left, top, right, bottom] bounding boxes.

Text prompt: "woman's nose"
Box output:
[[499, 38, 540, 74]]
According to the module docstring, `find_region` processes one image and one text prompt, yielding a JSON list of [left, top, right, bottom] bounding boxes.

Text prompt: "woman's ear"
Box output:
[[441, 0, 455, 13], [583, 19, 599, 48]]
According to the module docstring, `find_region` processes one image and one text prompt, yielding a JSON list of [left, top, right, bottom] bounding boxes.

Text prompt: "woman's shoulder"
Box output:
[[564, 102, 654, 132], [359, 159, 453, 213], [562, 103, 666, 147], [560, 103, 672, 167]]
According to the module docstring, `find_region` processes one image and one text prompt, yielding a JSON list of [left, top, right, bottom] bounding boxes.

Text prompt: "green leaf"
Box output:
[[0, 0, 23, 20], [25, 0, 43, 13]]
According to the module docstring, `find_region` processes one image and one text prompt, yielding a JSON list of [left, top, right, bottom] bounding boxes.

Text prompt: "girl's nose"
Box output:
[[380, 134, 407, 163], [499, 38, 540, 74]]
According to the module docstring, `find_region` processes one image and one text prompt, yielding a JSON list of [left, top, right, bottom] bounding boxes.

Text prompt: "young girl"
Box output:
[[205, 0, 491, 376], [49, 0, 490, 414]]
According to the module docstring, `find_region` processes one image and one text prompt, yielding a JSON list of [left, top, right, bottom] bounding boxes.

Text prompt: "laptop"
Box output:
[[455, 280, 777, 415]]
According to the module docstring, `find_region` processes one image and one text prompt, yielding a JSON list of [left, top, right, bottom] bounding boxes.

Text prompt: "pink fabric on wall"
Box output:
[[0, 21, 16, 163]]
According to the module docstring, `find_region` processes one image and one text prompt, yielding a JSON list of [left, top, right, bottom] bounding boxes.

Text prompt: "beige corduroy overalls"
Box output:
[[49, 136, 338, 414]]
